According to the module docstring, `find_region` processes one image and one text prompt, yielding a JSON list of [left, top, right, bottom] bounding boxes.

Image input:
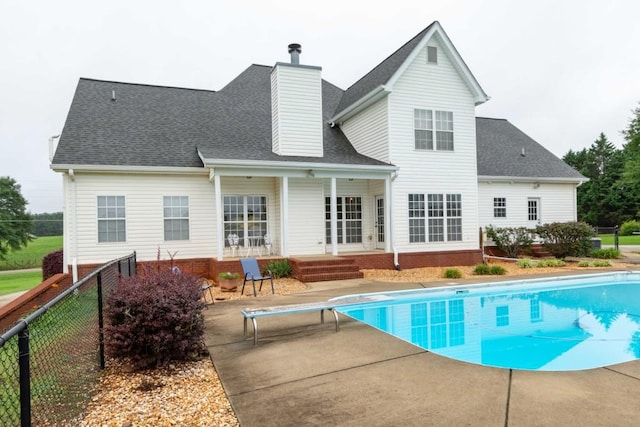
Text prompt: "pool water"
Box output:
[[333, 272, 640, 371]]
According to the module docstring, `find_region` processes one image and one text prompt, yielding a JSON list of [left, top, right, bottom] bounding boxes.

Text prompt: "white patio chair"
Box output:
[[263, 234, 273, 256], [227, 233, 240, 257]]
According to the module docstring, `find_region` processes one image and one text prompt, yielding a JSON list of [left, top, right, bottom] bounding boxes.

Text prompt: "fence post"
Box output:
[[18, 326, 31, 427], [614, 225, 619, 251], [97, 271, 105, 369]]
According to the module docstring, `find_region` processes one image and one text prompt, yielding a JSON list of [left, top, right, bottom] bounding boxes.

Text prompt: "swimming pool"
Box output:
[[332, 271, 640, 371]]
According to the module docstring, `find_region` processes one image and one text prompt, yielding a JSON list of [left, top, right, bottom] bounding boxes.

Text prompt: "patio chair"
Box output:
[[263, 234, 273, 256], [200, 278, 215, 308], [240, 257, 274, 297], [227, 233, 240, 257]]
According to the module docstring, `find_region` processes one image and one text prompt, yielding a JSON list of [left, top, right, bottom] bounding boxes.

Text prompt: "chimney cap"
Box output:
[[288, 43, 302, 53]]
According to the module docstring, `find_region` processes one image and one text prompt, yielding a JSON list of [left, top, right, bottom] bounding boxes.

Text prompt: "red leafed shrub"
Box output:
[[42, 249, 63, 280], [105, 268, 205, 370]]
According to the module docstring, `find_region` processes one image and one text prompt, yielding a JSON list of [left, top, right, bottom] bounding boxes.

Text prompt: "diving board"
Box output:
[[241, 295, 392, 345]]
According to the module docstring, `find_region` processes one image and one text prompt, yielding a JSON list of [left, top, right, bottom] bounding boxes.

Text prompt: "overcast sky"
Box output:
[[2, 0, 639, 213]]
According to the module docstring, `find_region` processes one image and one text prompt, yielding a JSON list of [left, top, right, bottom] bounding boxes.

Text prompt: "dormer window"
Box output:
[[427, 46, 438, 64]]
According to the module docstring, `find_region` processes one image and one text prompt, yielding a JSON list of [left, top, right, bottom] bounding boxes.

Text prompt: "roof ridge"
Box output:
[[78, 77, 216, 93], [343, 22, 436, 92], [476, 117, 507, 121]]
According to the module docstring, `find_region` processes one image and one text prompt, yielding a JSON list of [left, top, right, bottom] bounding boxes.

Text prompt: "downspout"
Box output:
[[388, 173, 400, 270], [213, 172, 223, 261], [69, 169, 78, 282]]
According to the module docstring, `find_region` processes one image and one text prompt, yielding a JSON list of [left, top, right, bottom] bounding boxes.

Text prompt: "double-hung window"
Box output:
[[446, 194, 462, 241], [427, 194, 444, 242], [97, 196, 126, 243], [408, 193, 462, 242], [163, 196, 189, 241], [408, 194, 425, 243], [414, 109, 454, 151], [494, 197, 506, 218]]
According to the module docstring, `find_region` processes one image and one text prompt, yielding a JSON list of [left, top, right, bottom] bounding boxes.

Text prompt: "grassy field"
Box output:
[[597, 234, 640, 245], [0, 235, 62, 271], [0, 271, 43, 296]]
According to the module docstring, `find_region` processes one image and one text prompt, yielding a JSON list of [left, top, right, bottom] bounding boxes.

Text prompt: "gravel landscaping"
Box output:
[[80, 260, 633, 426]]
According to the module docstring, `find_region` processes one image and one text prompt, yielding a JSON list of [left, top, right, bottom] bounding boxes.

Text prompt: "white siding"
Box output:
[[72, 173, 215, 264], [388, 39, 479, 252], [271, 64, 323, 157], [271, 70, 280, 155], [478, 182, 578, 229], [288, 178, 325, 255], [340, 97, 389, 163]]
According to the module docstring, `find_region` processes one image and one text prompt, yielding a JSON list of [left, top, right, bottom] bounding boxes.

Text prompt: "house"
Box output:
[[51, 21, 584, 281]]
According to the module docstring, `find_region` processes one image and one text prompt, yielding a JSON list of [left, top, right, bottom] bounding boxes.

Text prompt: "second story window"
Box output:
[[414, 109, 454, 151]]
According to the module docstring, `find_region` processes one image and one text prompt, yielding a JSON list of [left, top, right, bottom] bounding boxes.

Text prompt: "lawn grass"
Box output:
[[0, 236, 62, 271], [0, 271, 43, 296], [597, 234, 640, 245]]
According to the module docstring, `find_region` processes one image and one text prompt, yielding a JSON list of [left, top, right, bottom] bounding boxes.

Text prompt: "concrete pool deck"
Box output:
[[203, 273, 640, 426]]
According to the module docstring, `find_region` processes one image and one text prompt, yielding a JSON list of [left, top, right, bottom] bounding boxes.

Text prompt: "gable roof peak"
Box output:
[[333, 21, 489, 122]]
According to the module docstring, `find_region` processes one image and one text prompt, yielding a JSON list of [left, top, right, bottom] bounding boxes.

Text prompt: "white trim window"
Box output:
[[325, 196, 362, 244], [163, 196, 189, 241], [408, 193, 462, 243], [493, 197, 507, 218], [408, 194, 425, 243], [223, 195, 268, 244], [446, 194, 462, 241], [97, 196, 126, 243], [414, 109, 454, 151]]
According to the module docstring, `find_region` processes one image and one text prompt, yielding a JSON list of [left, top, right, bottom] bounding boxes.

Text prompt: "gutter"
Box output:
[[330, 85, 391, 124]]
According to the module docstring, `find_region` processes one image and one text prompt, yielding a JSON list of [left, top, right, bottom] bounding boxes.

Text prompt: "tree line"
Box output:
[[32, 212, 63, 236], [563, 104, 640, 227]]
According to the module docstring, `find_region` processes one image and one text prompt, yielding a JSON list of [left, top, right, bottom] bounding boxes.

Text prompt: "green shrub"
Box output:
[[266, 259, 292, 278], [485, 226, 533, 258], [473, 264, 492, 275], [443, 268, 462, 279], [105, 268, 205, 370], [590, 248, 620, 259], [536, 259, 566, 268], [516, 258, 534, 269], [535, 221, 594, 258], [489, 265, 506, 275], [592, 260, 612, 267], [578, 261, 591, 267], [619, 220, 640, 236]]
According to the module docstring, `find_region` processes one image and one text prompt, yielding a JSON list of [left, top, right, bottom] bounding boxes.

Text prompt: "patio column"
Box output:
[[331, 177, 338, 256], [384, 175, 392, 253], [214, 174, 224, 261], [280, 176, 289, 257]]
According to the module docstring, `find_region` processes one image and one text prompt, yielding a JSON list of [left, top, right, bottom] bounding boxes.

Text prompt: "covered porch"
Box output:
[[204, 159, 398, 262]]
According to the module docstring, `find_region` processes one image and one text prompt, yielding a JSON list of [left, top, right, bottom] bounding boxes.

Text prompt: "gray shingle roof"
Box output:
[[476, 117, 584, 180], [335, 23, 435, 115], [53, 66, 391, 168]]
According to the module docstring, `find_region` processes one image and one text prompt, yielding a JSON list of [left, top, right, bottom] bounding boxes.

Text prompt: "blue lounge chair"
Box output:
[[240, 258, 274, 297]]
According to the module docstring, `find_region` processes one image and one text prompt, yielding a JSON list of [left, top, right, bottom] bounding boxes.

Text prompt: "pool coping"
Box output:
[[203, 269, 640, 426]]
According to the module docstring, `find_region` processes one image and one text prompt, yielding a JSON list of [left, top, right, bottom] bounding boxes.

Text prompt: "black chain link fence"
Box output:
[[0, 252, 136, 426]]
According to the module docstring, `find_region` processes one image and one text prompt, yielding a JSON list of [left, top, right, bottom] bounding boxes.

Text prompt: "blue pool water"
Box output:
[[333, 271, 640, 371]]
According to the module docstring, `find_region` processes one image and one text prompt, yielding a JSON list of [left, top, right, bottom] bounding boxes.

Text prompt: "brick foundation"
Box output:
[[67, 249, 483, 286]]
